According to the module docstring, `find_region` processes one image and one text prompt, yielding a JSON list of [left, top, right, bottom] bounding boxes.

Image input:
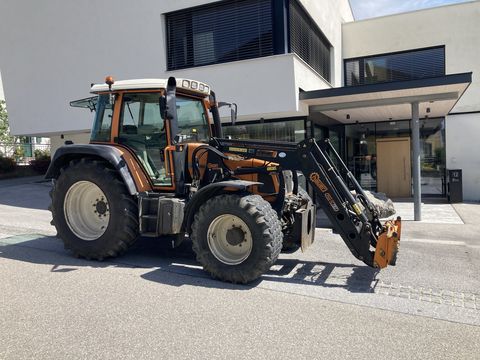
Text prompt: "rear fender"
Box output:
[[45, 144, 138, 195]]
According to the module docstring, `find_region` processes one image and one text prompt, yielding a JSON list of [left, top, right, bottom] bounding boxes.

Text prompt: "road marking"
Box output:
[[401, 238, 466, 246]]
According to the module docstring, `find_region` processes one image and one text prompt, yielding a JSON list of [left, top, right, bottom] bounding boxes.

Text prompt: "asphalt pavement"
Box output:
[[0, 178, 479, 359]]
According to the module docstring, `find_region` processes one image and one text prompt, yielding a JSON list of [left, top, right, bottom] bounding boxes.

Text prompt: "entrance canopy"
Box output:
[[300, 73, 472, 221], [300, 73, 472, 123]]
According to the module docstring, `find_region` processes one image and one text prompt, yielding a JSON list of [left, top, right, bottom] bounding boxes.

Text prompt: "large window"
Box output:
[[345, 46, 445, 86], [289, 0, 331, 82], [166, 0, 274, 70], [223, 119, 306, 143]]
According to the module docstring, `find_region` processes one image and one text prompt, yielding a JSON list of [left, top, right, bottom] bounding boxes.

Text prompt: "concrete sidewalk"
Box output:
[[384, 200, 463, 224], [317, 198, 467, 226]]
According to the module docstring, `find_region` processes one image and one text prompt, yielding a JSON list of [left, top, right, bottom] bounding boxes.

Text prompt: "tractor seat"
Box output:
[[122, 125, 138, 134]]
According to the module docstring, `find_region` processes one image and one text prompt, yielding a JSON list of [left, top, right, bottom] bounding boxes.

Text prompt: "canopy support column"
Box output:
[[411, 101, 421, 221]]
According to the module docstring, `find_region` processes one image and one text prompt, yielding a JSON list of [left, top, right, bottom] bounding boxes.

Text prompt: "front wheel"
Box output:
[[191, 194, 283, 284]]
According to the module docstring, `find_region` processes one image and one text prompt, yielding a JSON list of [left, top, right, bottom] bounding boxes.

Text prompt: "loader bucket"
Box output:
[[373, 217, 401, 268]]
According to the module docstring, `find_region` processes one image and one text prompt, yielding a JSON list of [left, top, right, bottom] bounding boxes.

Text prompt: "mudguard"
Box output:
[[182, 180, 261, 233], [45, 144, 138, 195]]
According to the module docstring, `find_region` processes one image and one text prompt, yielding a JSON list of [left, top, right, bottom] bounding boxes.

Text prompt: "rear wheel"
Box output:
[[50, 158, 139, 260], [191, 194, 282, 284]]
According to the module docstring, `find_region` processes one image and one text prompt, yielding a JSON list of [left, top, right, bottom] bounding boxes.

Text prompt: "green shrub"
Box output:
[[13, 146, 25, 159], [0, 155, 16, 173], [34, 149, 51, 161]]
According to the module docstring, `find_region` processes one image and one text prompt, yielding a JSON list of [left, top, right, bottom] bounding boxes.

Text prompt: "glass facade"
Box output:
[[331, 118, 446, 196], [223, 115, 446, 197], [420, 118, 446, 195], [223, 119, 306, 143], [345, 47, 445, 86]]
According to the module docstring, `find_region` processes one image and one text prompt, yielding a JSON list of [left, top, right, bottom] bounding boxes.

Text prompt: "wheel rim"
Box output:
[[207, 214, 253, 265], [64, 181, 110, 241]]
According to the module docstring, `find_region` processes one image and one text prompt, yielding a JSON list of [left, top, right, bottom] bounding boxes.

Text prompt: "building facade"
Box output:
[[0, 0, 478, 200]]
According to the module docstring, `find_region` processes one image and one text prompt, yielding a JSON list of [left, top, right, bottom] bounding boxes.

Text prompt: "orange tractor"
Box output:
[[46, 76, 400, 283]]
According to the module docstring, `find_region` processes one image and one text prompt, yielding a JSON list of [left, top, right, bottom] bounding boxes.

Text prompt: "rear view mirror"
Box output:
[[159, 95, 167, 118]]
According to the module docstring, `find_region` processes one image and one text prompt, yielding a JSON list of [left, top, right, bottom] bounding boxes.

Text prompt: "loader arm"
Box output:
[[209, 137, 401, 268]]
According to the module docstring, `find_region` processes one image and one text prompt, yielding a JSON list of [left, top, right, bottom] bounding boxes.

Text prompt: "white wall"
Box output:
[[446, 113, 480, 201], [50, 132, 91, 155], [0, 0, 352, 137], [167, 54, 298, 122], [342, 1, 480, 112]]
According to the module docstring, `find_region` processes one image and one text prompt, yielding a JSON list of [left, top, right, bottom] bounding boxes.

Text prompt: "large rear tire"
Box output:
[[191, 194, 282, 284], [50, 158, 139, 260]]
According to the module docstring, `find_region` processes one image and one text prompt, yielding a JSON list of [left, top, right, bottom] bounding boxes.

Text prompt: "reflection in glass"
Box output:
[[223, 120, 305, 143], [345, 124, 376, 191], [420, 118, 445, 195]]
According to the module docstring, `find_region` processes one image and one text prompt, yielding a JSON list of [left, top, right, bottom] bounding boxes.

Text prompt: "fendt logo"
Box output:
[[309, 172, 339, 212], [309, 172, 328, 192]]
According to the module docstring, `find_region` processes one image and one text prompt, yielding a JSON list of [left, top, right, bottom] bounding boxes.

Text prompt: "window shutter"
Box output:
[[345, 47, 445, 86], [166, 0, 274, 70], [289, 0, 332, 82]]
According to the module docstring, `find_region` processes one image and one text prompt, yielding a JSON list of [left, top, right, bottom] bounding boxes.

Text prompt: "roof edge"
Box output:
[[299, 73, 473, 101]]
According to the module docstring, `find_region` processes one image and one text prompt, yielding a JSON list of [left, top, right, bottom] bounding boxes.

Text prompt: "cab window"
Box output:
[[176, 96, 210, 142], [91, 95, 113, 142]]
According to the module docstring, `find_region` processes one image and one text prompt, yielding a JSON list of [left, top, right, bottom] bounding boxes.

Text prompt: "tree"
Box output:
[[0, 100, 23, 157], [0, 100, 10, 143]]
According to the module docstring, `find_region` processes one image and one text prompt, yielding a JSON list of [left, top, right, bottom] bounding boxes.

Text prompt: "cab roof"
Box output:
[[90, 78, 211, 96]]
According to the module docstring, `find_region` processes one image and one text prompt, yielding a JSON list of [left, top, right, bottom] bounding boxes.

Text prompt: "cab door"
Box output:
[[117, 92, 173, 189]]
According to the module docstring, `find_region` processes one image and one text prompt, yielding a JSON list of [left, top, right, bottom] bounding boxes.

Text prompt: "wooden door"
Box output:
[[376, 137, 411, 198]]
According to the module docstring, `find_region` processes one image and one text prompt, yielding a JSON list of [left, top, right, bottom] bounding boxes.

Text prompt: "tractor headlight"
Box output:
[[182, 80, 190, 88], [191, 81, 198, 90]]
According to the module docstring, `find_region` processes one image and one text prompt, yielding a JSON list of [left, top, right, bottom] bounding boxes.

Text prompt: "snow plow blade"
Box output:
[[374, 217, 401, 268]]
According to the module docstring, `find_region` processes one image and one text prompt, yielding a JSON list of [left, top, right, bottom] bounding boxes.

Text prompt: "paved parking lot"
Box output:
[[1, 179, 479, 359]]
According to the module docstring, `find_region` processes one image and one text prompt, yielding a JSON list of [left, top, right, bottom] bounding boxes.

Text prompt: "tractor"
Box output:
[[46, 76, 400, 283]]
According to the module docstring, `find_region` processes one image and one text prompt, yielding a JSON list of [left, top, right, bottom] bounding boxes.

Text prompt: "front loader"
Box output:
[[46, 76, 400, 283]]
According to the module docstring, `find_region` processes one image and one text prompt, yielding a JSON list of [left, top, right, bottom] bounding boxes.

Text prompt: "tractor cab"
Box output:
[[71, 77, 222, 188]]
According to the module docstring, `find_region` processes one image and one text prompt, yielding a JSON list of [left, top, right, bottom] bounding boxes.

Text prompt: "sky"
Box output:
[[349, 0, 474, 20]]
